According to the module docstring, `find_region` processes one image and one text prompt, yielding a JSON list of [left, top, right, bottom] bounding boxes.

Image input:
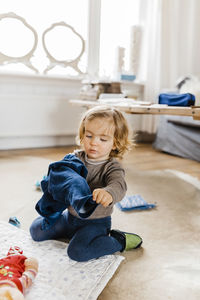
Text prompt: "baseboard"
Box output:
[[0, 135, 76, 150], [1, 132, 156, 150]]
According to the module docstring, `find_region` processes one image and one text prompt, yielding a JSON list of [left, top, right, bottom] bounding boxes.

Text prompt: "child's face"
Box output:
[[82, 117, 115, 161]]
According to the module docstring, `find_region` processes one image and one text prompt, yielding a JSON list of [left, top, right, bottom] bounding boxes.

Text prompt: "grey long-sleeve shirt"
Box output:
[[68, 150, 127, 219]]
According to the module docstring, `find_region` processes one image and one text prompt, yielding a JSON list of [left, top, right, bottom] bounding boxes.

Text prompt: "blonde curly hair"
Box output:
[[76, 106, 133, 159]]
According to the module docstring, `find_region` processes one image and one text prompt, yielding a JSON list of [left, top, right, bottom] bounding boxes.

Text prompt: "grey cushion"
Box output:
[[166, 116, 200, 128], [153, 116, 200, 162]]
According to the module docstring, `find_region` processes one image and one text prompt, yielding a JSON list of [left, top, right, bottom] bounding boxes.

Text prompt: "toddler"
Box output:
[[30, 106, 142, 261]]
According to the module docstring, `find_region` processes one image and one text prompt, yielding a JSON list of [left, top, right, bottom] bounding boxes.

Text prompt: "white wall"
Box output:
[[0, 74, 144, 150], [0, 73, 85, 150]]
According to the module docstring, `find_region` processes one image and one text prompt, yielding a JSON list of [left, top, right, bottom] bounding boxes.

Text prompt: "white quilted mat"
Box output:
[[0, 221, 124, 300]]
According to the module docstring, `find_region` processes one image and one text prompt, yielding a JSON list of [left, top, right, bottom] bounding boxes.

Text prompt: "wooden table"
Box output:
[[69, 99, 200, 120]]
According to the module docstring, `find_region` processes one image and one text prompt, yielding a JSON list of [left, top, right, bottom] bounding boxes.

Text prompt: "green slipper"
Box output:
[[110, 229, 143, 252]]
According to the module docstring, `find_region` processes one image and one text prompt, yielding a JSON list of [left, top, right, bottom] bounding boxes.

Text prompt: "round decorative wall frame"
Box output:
[[42, 21, 85, 74], [0, 12, 38, 73], [0, 14, 85, 75]]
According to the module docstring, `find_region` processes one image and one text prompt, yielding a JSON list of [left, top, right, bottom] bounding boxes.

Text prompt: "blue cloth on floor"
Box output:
[[116, 194, 156, 211], [35, 154, 98, 229], [158, 93, 195, 106]]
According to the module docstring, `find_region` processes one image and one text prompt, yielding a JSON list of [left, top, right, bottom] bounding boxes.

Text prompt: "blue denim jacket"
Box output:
[[35, 154, 98, 229]]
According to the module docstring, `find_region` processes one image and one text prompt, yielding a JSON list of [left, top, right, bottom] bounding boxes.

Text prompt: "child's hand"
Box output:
[[93, 189, 113, 207]]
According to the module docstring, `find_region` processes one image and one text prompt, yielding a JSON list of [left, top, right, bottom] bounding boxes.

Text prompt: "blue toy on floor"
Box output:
[[116, 194, 156, 211], [8, 216, 21, 228]]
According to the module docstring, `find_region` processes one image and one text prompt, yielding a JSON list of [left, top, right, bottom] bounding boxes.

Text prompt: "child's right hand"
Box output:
[[93, 188, 113, 207]]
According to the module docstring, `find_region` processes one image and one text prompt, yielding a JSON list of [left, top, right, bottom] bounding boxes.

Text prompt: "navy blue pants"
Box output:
[[29, 211, 122, 262]]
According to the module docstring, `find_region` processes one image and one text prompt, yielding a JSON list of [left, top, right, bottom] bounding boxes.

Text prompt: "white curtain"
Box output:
[[138, 0, 200, 133]]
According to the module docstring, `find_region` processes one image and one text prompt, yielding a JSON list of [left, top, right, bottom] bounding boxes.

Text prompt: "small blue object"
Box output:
[[116, 194, 156, 211], [158, 93, 195, 106], [120, 74, 136, 81], [8, 216, 21, 228], [35, 175, 48, 191], [35, 180, 41, 190]]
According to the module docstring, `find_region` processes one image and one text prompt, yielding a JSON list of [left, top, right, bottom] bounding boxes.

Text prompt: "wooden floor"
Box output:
[[1, 143, 199, 180], [1, 143, 200, 300], [123, 143, 200, 180]]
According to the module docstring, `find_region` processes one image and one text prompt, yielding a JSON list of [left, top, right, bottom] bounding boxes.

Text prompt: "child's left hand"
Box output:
[[93, 189, 113, 207]]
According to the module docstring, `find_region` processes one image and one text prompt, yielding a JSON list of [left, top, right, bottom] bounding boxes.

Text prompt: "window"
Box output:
[[0, 0, 140, 78], [99, 0, 140, 78]]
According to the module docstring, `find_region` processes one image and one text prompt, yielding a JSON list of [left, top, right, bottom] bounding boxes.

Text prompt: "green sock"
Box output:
[[124, 233, 142, 250]]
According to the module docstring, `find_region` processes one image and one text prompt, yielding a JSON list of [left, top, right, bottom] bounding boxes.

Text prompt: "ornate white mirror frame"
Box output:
[[42, 21, 85, 75], [0, 12, 39, 73]]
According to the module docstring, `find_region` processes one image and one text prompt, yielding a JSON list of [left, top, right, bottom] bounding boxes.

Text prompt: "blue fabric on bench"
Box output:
[[159, 93, 195, 106]]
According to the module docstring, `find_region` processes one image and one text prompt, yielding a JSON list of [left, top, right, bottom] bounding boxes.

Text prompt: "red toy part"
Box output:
[[0, 253, 27, 292], [7, 246, 23, 256]]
